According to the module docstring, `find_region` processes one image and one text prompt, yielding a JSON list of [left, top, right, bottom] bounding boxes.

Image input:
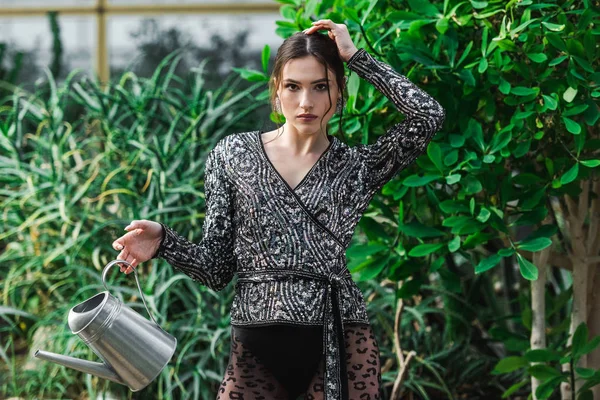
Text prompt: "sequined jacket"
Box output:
[[152, 48, 445, 400]]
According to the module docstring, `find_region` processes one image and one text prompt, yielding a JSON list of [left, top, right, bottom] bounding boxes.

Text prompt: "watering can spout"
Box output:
[[34, 349, 125, 385]]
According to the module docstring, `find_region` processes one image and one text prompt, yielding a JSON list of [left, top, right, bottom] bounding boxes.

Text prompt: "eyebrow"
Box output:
[[284, 78, 330, 84]]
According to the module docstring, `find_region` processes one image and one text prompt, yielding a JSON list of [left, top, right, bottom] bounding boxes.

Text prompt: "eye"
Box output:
[[285, 83, 329, 91]]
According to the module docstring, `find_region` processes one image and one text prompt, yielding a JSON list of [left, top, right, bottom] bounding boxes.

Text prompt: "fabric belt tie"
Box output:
[[236, 263, 351, 400], [323, 269, 350, 400]]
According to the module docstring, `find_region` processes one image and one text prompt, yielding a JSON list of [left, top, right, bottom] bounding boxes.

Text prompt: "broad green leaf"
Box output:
[[528, 365, 562, 380], [356, 254, 390, 281], [501, 379, 528, 398], [469, 118, 485, 151], [511, 86, 538, 96], [476, 207, 490, 223], [560, 163, 579, 184], [546, 33, 567, 51], [563, 87, 577, 102], [462, 176, 483, 194], [429, 256, 445, 272], [471, 0, 488, 9], [408, 242, 445, 257], [528, 53, 548, 63], [492, 356, 528, 374], [490, 131, 512, 154], [498, 248, 515, 257], [580, 160, 600, 168], [575, 368, 596, 379], [525, 349, 562, 363], [542, 94, 557, 110], [448, 236, 460, 253], [517, 252, 539, 280], [478, 57, 488, 73], [535, 376, 563, 399], [562, 116, 581, 134], [549, 55, 568, 66], [436, 17, 450, 34], [499, 79, 511, 94], [475, 253, 502, 274], [398, 221, 445, 238], [517, 237, 552, 252], [403, 174, 442, 187], [446, 174, 461, 184], [579, 335, 600, 357], [573, 56, 595, 73], [521, 187, 546, 210], [280, 4, 296, 20], [562, 104, 589, 117], [542, 21, 565, 31], [573, 322, 598, 359], [444, 150, 458, 166], [449, 134, 465, 148], [407, 0, 439, 14], [427, 141, 444, 172]]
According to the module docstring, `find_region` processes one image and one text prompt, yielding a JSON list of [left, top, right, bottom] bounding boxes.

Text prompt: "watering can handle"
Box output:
[[102, 260, 160, 328]]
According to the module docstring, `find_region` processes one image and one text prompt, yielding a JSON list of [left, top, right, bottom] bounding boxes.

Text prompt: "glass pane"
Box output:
[[109, 13, 281, 85], [0, 0, 95, 7], [108, 0, 272, 4], [0, 15, 95, 86]]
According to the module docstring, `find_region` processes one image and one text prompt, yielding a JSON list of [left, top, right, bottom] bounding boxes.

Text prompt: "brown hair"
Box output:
[[267, 31, 347, 144]]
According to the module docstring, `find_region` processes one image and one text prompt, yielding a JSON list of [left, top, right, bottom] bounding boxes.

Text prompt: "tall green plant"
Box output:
[[0, 51, 265, 398]]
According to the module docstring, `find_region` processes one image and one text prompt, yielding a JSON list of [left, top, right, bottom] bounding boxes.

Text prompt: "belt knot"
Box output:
[[327, 271, 344, 287]]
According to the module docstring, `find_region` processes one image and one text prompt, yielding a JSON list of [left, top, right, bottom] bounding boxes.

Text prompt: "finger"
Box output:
[[125, 257, 136, 274], [124, 220, 137, 231], [312, 19, 333, 26], [303, 26, 321, 34], [117, 251, 127, 268], [126, 260, 137, 274], [119, 251, 130, 272]]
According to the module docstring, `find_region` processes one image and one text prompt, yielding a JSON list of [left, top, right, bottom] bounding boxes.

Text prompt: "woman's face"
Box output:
[[275, 55, 340, 136]]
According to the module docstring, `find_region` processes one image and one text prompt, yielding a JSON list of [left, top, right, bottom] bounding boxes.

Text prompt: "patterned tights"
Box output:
[[216, 323, 382, 400]]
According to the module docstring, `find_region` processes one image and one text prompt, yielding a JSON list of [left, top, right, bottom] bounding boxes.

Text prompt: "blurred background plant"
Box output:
[[2, 0, 600, 399]]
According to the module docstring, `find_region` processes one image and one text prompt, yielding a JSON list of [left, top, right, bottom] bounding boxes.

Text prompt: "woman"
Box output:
[[112, 20, 445, 400]]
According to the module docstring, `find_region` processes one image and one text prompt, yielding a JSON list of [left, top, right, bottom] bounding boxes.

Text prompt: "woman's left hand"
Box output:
[[303, 20, 359, 63]]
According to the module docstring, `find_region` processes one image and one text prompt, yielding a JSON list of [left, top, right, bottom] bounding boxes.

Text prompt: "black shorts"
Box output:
[[232, 324, 324, 399]]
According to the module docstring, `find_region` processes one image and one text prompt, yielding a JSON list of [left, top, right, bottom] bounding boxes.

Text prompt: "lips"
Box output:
[[297, 114, 317, 120]]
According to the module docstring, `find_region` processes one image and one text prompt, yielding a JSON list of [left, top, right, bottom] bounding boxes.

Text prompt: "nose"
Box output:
[[299, 89, 313, 110]]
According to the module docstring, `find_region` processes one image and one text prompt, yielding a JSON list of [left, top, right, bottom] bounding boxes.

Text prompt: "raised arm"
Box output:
[[151, 143, 236, 291], [347, 48, 445, 197]]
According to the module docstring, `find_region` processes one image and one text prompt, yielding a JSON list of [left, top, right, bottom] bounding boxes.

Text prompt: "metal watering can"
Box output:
[[34, 260, 177, 392]]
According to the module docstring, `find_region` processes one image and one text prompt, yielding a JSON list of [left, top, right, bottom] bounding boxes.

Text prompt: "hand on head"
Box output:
[[302, 20, 359, 63]]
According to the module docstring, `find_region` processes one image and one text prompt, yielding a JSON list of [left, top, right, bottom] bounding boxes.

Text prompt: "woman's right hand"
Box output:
[[112, 219, 164, 274]]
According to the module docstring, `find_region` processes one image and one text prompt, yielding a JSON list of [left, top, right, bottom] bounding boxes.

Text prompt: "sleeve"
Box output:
[[346, 48, 446, 198], [150, 143, 236, 291]]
